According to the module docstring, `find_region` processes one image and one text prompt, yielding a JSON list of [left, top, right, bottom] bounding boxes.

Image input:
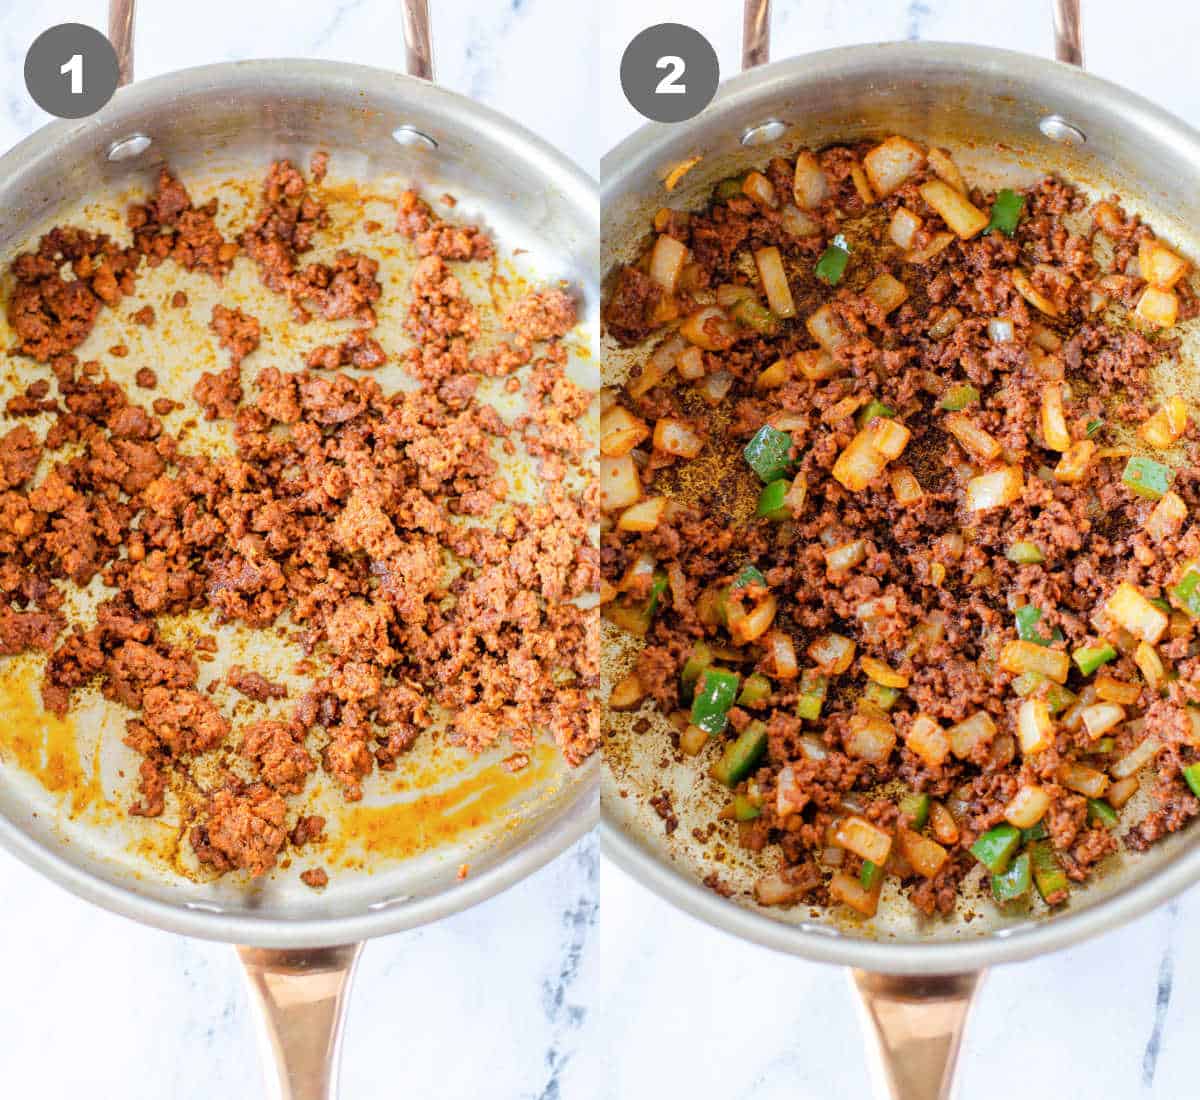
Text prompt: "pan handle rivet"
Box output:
[[741, 119, 788, 146], [106, 133, 152, 161], [1039, 115, 1086, 145], [392, 125, 438, 150]]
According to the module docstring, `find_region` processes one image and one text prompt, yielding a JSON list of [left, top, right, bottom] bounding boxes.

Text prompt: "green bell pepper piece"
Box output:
[[940, 383, 980, 412], [743, 425, 794, 482], [970, 823, 1022, 874], [714, 174, 747, 201], [815, 233, 851, 285], [1011, 671, 1045, 697], [738, 672, 773, 706], [1183, 762, 1200, 800], [1085, 418, 1104, 438], [796, 671, 828, 721], [732, 297, 780, 335], [646, 571, 669, 617], [899, 792, 930, 830], [856, 400, 895, 429], [732, 793, 762, 821], [1122, 455, 1174, 500], [710, 721, 768, 787], [1029, 840, 1070, 904], [992, 850, 1032, 902], [681, 641, 714, 687], [1043, 683, 1077, 714], [860, 859, 886, 891], [1014, 604, 1062, 647], [756, 478, 792, 520], [1021, 820, 1049, 843], [984, 189, 1025, 237], [1006, 541, 1045, 565], [731, 564, 767, 591], [680, 641, 714, 705], [1073, 643, 1118, 677], [1171, 570, 1200, 617], [1088, 799, 1119, 829], [690, 667, 740, 735], [1090, 737, 1116, 755], [862, 681, 900, 712]]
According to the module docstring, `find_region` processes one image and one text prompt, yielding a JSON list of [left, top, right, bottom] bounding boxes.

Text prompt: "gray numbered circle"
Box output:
[[621, 23, 719, 124], [25, 23, 120, 119]]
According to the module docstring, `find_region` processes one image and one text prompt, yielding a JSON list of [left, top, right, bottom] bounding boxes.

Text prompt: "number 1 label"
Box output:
[[60, 53, 83, 95]]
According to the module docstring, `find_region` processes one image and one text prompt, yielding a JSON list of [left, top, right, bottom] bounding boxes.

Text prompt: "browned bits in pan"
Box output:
[[300, 867, 328, 889]]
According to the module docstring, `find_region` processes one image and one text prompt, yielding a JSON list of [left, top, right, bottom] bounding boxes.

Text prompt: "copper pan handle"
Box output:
[[108, 0, 135, 87], [851, 970, 984, 1100], [1051, 0, 1084, 66], [740, 0, 1085, 71], [237, 944, 363, 1100], [105, 0, 435, 86]]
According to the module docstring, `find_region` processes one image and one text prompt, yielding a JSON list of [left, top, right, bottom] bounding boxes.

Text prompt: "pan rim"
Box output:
[[0, 56, 600, 945], [601, 39, 1200, 973], [601, 40, 1200, 188]]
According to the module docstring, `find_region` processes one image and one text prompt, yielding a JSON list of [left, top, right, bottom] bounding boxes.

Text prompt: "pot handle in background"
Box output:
[[106, 0, 436, 85], [238, 944, 364, 1100], [740, 0, 1085, 71], [852, 970, 985, 1100]]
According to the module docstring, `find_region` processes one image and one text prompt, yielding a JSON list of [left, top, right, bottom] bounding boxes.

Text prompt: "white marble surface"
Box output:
[[0, 3, 598, 1099], [594, 3, 1200, 1100]]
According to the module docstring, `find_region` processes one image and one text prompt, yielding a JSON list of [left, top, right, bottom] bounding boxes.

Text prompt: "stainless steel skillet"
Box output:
[[601, 1, 1200, 1096], [0, 1, 598, 1097]]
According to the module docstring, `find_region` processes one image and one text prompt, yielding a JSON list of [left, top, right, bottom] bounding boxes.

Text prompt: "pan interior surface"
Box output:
[[602, 43, 1200, 969], [0, 62, 598, 945]]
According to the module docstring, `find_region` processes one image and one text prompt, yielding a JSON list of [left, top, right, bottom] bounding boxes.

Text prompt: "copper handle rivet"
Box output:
[[1039, 114, 1087, 144], [392, 124, 438, 149], [741, 119, 788, 145], [106, 133, 152, 161]]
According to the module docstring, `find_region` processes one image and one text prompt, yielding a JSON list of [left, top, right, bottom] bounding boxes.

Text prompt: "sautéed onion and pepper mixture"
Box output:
[[602, 136, 1200, 918]]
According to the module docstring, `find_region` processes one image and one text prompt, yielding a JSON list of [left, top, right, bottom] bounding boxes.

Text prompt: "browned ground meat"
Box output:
[[210, 304, 261, 366], [503, 288, 578, 343], [0, 425, 42, 489], [306, 330, 386, 370], [300, 866, 329, 888], [7, 228, 139, 361], [1, 156, 596, 884], [396, 189, 494, 261], [192, 366, 243, 420], [604, 266, 660, 346], [128, 168, 238, 279], [191, 783, 287, 876], [603, 138, 1200, 919], [227, 664, 288, 701], [241, 720, 315, 794]]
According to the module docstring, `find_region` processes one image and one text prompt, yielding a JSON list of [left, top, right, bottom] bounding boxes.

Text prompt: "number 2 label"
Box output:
[[60, 53, 83, 95], [655, 55, 686, 95]]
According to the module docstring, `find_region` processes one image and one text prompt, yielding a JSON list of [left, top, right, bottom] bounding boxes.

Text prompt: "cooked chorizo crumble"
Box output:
[[0, 156, 598, 881], [603, 135, 1200, 918]]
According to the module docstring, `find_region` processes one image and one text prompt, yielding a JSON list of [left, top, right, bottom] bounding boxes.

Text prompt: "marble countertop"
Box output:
[[0, 2, 597, 1099], [595, 2, 1200, 1099]]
